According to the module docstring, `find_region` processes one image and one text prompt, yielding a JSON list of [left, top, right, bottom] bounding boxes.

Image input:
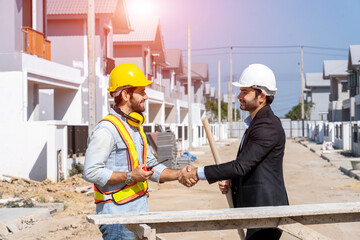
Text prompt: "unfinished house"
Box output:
[[0, 0, 82, 182], [304, 73, 331, 121], [47, 0, 132, 122], [323, 60, 349, 122]]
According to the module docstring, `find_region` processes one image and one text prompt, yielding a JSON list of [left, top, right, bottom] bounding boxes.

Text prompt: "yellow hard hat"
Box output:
[[108, 63, 153, 92]]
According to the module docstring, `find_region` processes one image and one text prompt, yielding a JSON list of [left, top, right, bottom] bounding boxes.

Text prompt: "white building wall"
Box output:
[[54, 88, 82, 124], [0, 121, 67, 182], [39, 89, 54, 120], [309, 88, 330, 120], [0, 71, 24, 122]]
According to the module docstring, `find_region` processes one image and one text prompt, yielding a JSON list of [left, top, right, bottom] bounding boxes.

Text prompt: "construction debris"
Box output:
[[0, 174, 93, 217], [147, 131, 179, 169]]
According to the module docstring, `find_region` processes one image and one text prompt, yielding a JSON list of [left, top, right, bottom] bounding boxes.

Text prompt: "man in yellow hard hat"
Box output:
[[84, 63, 194, 240]]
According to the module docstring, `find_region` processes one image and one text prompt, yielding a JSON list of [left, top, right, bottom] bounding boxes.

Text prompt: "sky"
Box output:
[[125, 0, 360, 117]]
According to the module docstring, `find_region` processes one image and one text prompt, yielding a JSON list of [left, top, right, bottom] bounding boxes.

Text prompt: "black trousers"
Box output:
[[246, 228, 282, 240]]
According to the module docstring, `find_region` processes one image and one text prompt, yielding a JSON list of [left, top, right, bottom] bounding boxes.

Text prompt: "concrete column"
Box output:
[[351, 97, 355, 121], [23, 70, 28, 122], [32, 0, 37, 30], [171, 70, 175, 90]]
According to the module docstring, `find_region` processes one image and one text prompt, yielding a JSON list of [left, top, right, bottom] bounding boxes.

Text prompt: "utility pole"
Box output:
[[218, 60, 221, 124], [187, 24, 192, 149], [300, 45, 305, 137], [228, 46, 233, 137], [233, 87, 237, 122], [87, 0, 96, 134]]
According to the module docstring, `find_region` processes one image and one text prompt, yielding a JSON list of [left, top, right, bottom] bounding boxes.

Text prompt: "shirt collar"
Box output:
[[109, 108, 129, 125], [109, 108, 137, 129], [244, 115, 252, 129]]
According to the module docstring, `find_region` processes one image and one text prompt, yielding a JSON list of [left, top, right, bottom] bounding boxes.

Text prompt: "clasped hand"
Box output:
[[218, 180, 231, 194], [131, 164, 154, 182], [178, 165, 199, 187]]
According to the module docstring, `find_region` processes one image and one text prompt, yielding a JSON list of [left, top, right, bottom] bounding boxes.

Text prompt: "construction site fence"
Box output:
[[142, 122, 228, 150], [308, 120, 360, 156], [4, 119, 329, 184], [224, 119, 308, 139]]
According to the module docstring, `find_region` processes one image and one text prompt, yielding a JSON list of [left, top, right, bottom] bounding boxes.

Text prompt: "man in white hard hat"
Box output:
[[180, 64, 289, 240]]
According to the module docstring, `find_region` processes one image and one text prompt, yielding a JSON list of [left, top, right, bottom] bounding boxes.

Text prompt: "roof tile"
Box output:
[[113, 16, 159, 42], [47, 0, 118, 15], [305, 73, 330, 87]]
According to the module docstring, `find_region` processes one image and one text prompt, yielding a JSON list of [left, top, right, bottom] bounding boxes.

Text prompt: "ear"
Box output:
[[121, 90, 130, 102], [259, 92, 266, 104]]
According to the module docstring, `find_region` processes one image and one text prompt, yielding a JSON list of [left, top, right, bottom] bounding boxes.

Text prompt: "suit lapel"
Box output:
[[237, 105, 272, 156], [237, 128, 248, 156]]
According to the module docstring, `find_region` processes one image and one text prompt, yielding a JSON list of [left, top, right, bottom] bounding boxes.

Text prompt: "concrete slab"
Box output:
[[34, 202, 64, 215], [0, 208, 51, 236]]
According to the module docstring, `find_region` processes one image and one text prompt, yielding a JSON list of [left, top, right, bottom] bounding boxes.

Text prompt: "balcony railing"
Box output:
[[22, 26, 51, 60], [104, 57, 115, 75], [149, 83, 165, 92]]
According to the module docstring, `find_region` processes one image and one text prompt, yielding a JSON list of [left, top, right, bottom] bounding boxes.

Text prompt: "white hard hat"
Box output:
[[233, 64, 277, 96]]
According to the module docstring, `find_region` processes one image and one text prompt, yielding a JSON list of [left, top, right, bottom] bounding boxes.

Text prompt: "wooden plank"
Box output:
[[202, 118, 246, 240], [86, 202, 360, 225], [278, 217, 332, 240]]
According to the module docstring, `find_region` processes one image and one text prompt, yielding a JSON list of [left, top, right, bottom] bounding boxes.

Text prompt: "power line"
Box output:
[[183, 52, 228, 57], [184, 51, 300, 58], [234, 51, 299, 55], [233, 45, 299, 49], [182, 46, 229, 52], [181, 45, 348, 52], [303, 45, 347, 51], [304, 51, 347, 57]]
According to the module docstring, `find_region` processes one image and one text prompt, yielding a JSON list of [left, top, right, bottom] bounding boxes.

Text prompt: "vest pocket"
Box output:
[[115, 142, 128, 167]]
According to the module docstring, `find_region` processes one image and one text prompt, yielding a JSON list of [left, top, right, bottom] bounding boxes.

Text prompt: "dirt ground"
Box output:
[[2, 138, 360, 240]]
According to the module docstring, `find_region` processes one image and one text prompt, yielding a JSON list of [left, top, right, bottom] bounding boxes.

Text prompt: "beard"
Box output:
[[240, 98, 258, 112], [130, 96, 145, 113]]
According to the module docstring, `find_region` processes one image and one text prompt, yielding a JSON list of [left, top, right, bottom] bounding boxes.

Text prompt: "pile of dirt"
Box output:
[[0, 174, 95, 217]]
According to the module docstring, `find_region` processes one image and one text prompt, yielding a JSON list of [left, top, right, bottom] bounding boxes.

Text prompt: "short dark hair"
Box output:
[[114, 87, 135, 105], [254, 88, 274, 105]]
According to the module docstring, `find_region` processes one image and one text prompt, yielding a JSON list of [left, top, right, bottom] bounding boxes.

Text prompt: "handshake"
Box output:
[[177, 165, 232, 194], [178, 165, 199, 187]]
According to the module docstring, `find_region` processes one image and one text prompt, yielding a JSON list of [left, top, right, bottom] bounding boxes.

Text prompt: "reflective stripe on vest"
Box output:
[[94, 114, 148, 205]]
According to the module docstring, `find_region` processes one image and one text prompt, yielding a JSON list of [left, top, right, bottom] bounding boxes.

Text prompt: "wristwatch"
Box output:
[[125, 171, 134, 185]]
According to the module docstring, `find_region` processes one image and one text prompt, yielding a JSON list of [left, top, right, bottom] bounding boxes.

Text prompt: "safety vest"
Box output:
[[94, 114, 149, 205]]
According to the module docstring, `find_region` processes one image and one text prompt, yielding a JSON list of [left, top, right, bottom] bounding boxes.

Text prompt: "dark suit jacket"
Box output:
[[204, 105, 289, 208]]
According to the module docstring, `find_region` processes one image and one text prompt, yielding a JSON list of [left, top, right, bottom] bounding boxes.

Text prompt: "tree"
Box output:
[[205, 100, 241, 122], [205, 99, 218, 122], [285, 102, 315, 120]]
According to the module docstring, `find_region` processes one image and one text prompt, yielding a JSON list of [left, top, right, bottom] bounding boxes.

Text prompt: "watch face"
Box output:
[[126, 172, 133, 185]]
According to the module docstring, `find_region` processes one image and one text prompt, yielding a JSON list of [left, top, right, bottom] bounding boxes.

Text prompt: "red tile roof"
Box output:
[[180, 63, 209, 81], [113, 16, 166, 64], [113, 16, 159, 43], [47, 0, 118, 15], [164, 49, 182, 69]]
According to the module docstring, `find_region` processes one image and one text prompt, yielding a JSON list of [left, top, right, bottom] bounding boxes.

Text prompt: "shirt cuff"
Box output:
[[97, 168, 113, 187], [197, 166, 207, 180], [151, 164, 167, 182]]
